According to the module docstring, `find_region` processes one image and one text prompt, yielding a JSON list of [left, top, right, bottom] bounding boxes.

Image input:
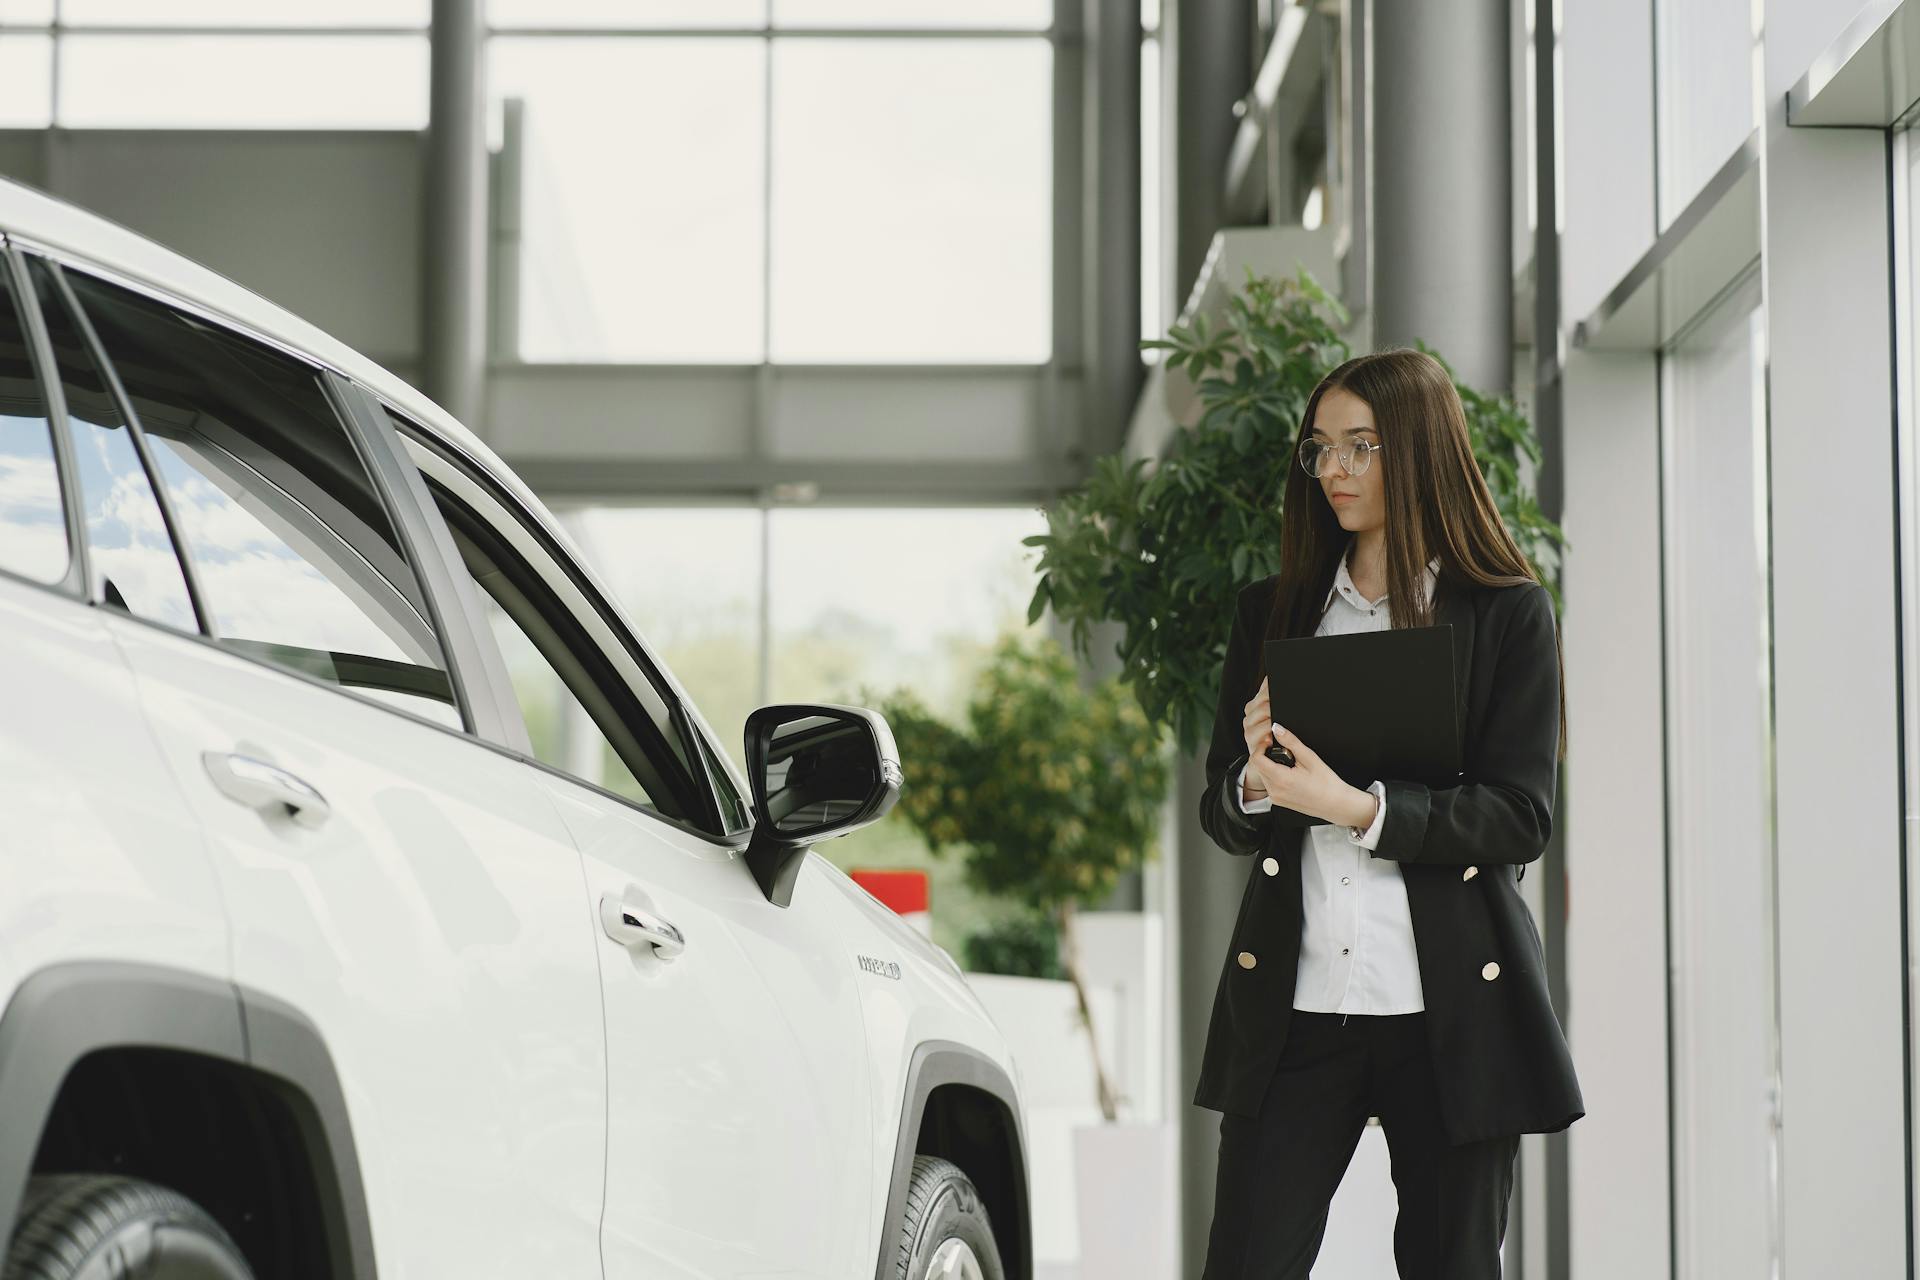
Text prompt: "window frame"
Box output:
[[8, 236, 490, 743], [0, 240, 85, 601], [383, 406, 747, 845]]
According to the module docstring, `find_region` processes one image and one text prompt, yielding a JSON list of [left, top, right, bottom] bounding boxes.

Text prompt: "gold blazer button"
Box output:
[[1463, 865, 1479, 881], [1237, 951, 1258, 970], [1481, 961, 1500, 981], [1262, 857, 1280, 876]]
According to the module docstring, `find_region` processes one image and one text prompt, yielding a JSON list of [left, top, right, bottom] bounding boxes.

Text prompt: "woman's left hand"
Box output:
[[1248, 723, 1363, 824]]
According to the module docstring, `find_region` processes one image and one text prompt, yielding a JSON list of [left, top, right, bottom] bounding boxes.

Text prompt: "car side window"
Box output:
[[0, 261, 69, 587], [406, 444, 717, 831], [59, 266, 461, 729], [28, 258, 195, 628]]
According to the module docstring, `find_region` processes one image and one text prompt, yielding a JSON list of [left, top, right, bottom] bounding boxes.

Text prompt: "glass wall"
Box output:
[[0, 5, 1056, 366], [1653, 0, 1757, 228], [566, 503, 1049, 958], [489, 9, 1053, 364], [1658, 268, 1780, 1278]]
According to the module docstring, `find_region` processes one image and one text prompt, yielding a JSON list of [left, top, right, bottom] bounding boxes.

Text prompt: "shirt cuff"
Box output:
[[1235, 760, 1274, 813], [1347, 779, 1388, 850]]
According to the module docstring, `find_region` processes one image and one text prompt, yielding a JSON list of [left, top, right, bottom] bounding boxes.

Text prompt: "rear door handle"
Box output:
[[600, 895, 686, 960], [202, 751, 332, 829]]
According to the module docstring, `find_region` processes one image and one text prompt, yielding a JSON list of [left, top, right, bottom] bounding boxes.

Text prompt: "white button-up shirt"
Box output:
[[1235, 549, 1441, 1014]]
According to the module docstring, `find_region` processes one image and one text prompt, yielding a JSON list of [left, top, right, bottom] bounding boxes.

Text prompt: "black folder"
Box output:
[[1257, 624, 1462, 825]]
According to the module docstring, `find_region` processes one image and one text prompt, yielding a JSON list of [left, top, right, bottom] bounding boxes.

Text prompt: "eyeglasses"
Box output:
[[1298, 438, 1384, 478]]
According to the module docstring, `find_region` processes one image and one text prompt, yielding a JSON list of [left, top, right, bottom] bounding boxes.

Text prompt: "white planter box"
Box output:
[[1072, 1120, 1176, 1279]]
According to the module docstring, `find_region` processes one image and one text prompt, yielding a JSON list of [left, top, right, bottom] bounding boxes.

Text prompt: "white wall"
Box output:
[[1760, 75, 1906, 1279], [1560, 347, 1671, 1280], [1559, 0, 1656, 325], [1554, 0, 1917, 1273]]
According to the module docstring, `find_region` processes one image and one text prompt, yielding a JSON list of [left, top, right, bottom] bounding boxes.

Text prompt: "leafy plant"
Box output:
[[1024, 266, 1568, 755], [871, 633, 1169, 1122], [962, 914, 1064, 980]]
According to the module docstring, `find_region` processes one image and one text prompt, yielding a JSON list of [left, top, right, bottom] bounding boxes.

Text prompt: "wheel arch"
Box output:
[[0, 961, 376, 1279], [875, 1039, 1031, 1280]]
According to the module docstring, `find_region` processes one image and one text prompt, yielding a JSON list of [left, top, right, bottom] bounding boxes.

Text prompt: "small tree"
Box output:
[[871, 633, 1169, 1122], [1024, 266, 1568, 754]]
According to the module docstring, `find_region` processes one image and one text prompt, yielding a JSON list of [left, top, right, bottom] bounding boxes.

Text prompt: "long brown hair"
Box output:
[[1264, 348, 1567, 761]]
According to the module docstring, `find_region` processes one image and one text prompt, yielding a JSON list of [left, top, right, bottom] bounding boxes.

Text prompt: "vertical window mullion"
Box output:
[[47, 259, 216, 637]]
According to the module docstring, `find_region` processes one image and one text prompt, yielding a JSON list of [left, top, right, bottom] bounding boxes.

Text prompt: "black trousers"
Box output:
[[1202, 1010, 1519, 1280]]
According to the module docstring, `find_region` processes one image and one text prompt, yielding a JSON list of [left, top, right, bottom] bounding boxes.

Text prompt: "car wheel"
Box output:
[[892, 1154, 1004, 1280], [3, 1174, 254, 1280]]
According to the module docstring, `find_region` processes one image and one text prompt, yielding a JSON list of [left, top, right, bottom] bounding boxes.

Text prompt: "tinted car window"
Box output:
[[63, 269, 460, 728], [480, 563, 663, 810], [29, 258, 194, 628], [0, 261, 68, 586]]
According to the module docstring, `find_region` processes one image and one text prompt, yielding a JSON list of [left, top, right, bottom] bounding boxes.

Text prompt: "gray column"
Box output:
[[424, 0, 489, 432], [1526, 3, 1570, 1276], [1170, 5, 1256, 1270], [1172, 0, 1255, 297], [1370, 0, 1512, 392], [1082, 0, 1143, 458]]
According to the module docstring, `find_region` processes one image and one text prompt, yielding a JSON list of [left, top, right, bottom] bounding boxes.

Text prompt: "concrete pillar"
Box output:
[[1371, 0, 1512, 392], [424, 0, 488, 432], [1169, 3, 1256, 1269]]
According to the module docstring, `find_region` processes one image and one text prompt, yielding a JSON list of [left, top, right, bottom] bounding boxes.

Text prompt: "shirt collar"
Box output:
[[1322, 551, 1442, 612]]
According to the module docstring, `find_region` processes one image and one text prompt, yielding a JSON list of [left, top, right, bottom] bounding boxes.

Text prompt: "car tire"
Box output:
[[891, 1154, 1004, 1280], [3, 1174, 254, 1280]]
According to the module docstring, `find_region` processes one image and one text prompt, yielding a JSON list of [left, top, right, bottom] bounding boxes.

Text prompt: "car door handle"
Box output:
[[600, 895, 686, 960], [201, 751, 332, 829]]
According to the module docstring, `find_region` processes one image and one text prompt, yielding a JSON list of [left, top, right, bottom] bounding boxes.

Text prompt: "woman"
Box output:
[[1193, 349, 1584, 1280]]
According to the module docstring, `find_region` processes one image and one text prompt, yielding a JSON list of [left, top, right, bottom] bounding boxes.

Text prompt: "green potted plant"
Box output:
[[871, 631, 1169, 1122], [1024, 266, 1567, 755]]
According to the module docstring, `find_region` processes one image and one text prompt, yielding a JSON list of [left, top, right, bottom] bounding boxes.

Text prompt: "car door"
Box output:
[[24, 254, 610, 1277], [0, 243, 229, 1026], [394, 420, 874, 1280]]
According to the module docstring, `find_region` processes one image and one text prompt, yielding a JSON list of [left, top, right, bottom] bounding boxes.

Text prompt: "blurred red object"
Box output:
[[849, 868, 929, 916]]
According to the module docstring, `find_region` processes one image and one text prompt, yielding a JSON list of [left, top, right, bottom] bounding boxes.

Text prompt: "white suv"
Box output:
[[0, 175, 1028, 1280]]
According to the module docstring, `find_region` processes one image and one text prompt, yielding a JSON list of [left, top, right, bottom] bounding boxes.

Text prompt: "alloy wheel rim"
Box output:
[[925, 1235, 985, 1280]]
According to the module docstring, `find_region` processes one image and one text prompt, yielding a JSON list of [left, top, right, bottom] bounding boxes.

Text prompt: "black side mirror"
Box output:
[[742, 703, 902, 908]]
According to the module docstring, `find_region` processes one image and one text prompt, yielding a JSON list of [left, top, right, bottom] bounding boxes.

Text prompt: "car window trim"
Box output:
[[319, 373, 511, 743], [5, 233, 363, 390], [36, 255, 214, 634], [0, 241, 86, 601], [387, 415, 748, 842], [414, 454, 721, 833], [57, 262, 445, 661], [23, 244, 479, 739]]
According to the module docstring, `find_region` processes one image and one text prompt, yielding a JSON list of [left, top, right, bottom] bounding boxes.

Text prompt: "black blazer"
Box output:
[[1191, 571, 1585, 1146]]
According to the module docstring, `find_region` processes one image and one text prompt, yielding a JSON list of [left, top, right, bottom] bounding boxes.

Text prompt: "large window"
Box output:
[[1659, 269, 1779, 1277], [573, 503, 1047, 953], [489, 9, 1053, 363], [488, 37, 768, 363], [1653, 0, 1756, 228], [0, 6, 1059, 367], [765, 38, 1050, 362]]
